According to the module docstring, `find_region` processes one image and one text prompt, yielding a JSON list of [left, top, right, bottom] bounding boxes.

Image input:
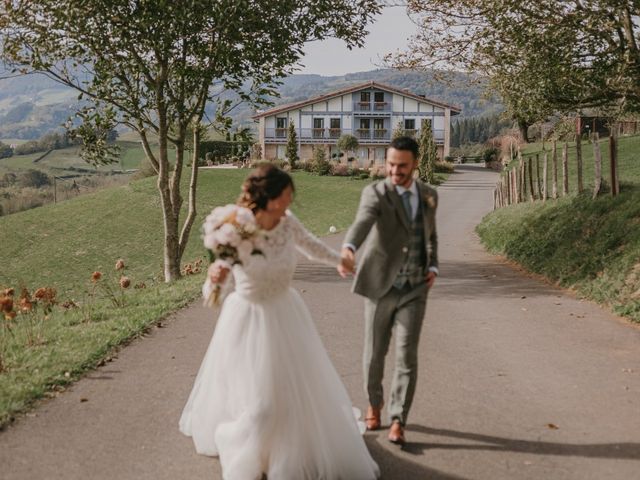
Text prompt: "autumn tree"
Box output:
[[391, 1, 640, 141], [1, 0, 380, 281]]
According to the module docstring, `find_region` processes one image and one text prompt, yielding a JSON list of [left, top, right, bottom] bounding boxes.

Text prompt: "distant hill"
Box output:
[[227, 69, 502, 127], [0, 69, 501, 140], [0, 74, 79, 139]]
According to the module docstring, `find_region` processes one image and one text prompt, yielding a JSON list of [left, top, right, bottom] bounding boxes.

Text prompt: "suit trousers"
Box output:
[[363, 282, 428, 425]]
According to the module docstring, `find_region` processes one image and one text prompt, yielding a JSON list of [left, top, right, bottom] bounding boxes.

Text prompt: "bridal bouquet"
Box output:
[[202, 204, 262, 306]]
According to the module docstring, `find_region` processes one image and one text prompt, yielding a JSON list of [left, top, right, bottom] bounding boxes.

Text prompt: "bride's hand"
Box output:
[[208, 262, 230, 284]]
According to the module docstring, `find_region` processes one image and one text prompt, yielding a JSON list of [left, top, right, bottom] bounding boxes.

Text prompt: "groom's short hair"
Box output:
[[388, 136, 419, 160]]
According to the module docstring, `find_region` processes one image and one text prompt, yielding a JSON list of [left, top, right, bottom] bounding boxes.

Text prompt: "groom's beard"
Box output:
[[391, 173, 413, 188]]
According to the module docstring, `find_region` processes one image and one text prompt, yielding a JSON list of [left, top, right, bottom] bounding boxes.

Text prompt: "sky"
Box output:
[[297, 6, 418, 77]]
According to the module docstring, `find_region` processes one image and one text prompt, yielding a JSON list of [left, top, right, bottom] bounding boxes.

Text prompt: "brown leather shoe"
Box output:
[[388, 420, 406, 445], [365, 403, 383, 431]]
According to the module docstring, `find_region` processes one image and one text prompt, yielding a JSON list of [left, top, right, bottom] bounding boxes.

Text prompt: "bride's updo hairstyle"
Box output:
[[238, 163, 295, 213]]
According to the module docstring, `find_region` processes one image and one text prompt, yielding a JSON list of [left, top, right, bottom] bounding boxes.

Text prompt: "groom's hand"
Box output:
[[425, 271, 437, 289], [337, 247, 356, 278]]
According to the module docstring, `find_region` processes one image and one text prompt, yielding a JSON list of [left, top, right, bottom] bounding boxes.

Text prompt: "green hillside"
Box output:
[[0, 170, 368, 425], [478, 134, 640, 323]]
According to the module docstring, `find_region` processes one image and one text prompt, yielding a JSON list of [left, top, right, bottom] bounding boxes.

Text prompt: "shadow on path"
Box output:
[[364, 436, 470, 480], [401, 425, 640, 461], [435, 259, 559, 300]]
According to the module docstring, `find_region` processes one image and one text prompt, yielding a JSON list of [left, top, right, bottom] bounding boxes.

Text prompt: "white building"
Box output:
[[253, 81, 461, 166]]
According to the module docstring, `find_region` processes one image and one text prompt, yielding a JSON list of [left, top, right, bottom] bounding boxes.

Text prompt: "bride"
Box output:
[[179, 164, 380, 480]]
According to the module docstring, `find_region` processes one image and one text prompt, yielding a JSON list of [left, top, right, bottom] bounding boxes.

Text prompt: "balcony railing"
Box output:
[[264, 128, 445, 143], [353, 102, 391, 112]]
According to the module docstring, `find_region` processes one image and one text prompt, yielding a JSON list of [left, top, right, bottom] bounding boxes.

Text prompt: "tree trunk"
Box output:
[[593, 133, 602, 199], [551, 140, 558, 199], [179, 126, 201, 260], [517, 118, 529, 143], [157, 104, 182, 282], [562, 142, 569, 196]]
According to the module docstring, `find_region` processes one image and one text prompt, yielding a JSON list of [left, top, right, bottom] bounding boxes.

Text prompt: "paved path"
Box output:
[[2, 164, 639, 479]]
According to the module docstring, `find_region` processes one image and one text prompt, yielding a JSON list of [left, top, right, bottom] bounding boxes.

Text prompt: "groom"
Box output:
[[339, 136, 438, 445]]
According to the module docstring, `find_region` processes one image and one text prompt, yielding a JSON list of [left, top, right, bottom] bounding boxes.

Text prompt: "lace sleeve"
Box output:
[[287, 211, 342, 267], [202, 263, 236, 308]]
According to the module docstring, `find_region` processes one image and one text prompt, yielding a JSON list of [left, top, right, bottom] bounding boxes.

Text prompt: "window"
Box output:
[[276, 117, 287, 138], [374, 91, 384, 103], [360, 91, 370, 102], [359, 119, 370, 129], [329, 118, 341, 138], [313, 118, 324, 138], [373, 119, 386, 139], [404, 119, 415, 130]]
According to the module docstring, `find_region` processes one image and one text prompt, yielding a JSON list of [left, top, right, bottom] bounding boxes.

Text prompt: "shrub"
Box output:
[[370, 165, 387, 179], [131, 159, 157, 180], [336, 134, 359, 153], [331, 163, 350, 176], [0, 142, 13, 159], [18, 169, 51, 188], [312, 147, 331, 176], [297, 160, 314, 173], [482, 146, 500, 163], [0, 173, 17, 187], [349, 166, 362, 177], [435, 161, 454, 174]]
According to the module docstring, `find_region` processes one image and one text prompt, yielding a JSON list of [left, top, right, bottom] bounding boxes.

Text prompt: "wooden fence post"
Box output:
[[542, 151, 548, 202], [552, 140, 558, 199], [562, 142, 569, 196], [535, 153, 542, 199], [528, 156, 535, 201], [520, 156, 526, 202], [609, 130, 619, 196], [593, 133, 602, 199], [576, 128, 584, 194], [506, 170, 512, 205]]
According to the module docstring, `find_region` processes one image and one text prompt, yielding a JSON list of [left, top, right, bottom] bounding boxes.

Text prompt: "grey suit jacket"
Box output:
[[344, 177, 438, 300]]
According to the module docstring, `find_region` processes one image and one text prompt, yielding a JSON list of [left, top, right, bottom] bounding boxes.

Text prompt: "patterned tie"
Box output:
[[401, 190, 412, 221]]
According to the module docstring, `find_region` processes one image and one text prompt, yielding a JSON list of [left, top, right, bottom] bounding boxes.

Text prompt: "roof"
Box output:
[[252, 81, 462, 119]]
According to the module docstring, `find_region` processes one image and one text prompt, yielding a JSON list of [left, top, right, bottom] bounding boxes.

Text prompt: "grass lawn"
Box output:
[[0, 169, 371, 426], [478, 133, 640, 324]]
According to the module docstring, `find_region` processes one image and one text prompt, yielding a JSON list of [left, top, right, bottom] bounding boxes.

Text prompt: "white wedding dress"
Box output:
[[179, 211, 380, 480]]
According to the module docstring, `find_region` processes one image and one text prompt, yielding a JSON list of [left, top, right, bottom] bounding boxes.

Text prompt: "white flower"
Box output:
[[235, 207, 255, 226], [329, 225, 337, 234], [216, 222, 241, 246], [205, 204, 238, 231], [203, 232, 218, 250]]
